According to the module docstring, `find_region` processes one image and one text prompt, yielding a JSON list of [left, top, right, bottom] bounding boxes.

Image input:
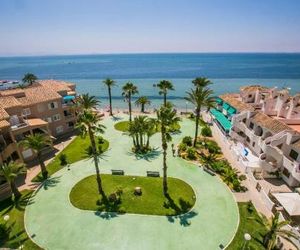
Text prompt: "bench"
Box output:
[[203, 167, 216, 176], [111, 169, 124, 175], [146, 171, 160, 177]]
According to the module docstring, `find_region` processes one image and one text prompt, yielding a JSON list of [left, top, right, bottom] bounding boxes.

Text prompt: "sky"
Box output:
[[0, 0, 300, 56]]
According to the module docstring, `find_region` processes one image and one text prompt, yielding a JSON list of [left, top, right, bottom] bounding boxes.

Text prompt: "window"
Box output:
[[48, 102, 58, 110], [68, 122, 74, 128], [22, 108, 31, 116], [242, 118, 246, 123], [282, 168, 290, 178], [53, 114, 61, 122], [252, 142, 255, 147], [289, 149, 299, 161], [249, 122, 254, 129], [56, 126, 64, 134], [248, 94, 252, 98], [246, 136, 250, 143]]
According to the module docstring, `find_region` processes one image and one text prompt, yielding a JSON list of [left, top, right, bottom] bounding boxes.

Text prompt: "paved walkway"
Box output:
[[24, 115, 239, 250]]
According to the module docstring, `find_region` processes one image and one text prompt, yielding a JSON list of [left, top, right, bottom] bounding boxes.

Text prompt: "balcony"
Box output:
[[259, 153, 279, 172]]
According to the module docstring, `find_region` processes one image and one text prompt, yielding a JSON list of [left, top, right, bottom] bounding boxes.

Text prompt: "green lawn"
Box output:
[[33, 136, 109, 181], [114, 120, 181, 133], [114, 121, 130, 132], [227, 202, 267, 250], [0, 190, 41, 250], [70, 174, 196, 216]]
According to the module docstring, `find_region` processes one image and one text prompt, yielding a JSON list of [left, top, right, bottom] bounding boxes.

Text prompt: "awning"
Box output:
[[223, 103, 230, 110], [273, 192, 300, 216], [63, 95, 75, 101], [210, 108, 232, 132], [215, 97, 223, 104], [227, 107, 237, 115]]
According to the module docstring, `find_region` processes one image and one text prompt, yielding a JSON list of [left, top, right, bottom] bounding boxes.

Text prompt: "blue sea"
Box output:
[[0, 53, 300, 109]]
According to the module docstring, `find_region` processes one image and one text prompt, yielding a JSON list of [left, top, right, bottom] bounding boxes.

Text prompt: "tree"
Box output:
[[255, 212, 298, 250], [22, 73, 38, 85], [102, 78, 116, 116], [156, 105, 181, 195], [135, 96, 151, 113], [192, 77, 212, 88], [122, 82, 139, 122], [20, 133, 52, 179], [0, 162, 25, 199], [76, 110, 106, 195], [76, 93, 100, 113], [185, 83, 215, 147], [156, 80, 174, 107]]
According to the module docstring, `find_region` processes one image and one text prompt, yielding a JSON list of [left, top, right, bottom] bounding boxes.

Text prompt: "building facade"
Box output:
[[0, 80, 77, 164], [211, 85, 300, 187]]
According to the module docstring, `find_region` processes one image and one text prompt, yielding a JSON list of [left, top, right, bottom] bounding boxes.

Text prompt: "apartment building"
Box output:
[[210, 85, 300, 187], [0, 80, 77, 164]]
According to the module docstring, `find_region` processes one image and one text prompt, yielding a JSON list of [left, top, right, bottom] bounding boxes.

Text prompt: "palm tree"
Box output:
[[192, 77, 212, 88], [20, 134, 52, 179], [156, 105, 181, 195], [122, 82, 139, 122], [185, 86, 215, 147], [255, 212, 298, 250], [0, 162, 25, 199], [76, 110, 106, 195], [102, 78, 116, 116], [156, 80, 174, 107], [222, 167, 240, 186], [135, 96, 151, 113], [22, 73, 38, 85], [76, 93, 100, 112]]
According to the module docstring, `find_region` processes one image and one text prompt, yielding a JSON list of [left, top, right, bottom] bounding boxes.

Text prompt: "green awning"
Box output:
[[210, 108, 232, 132], [223, 103, 230, 110], [227, 107, 236, 115], [215, 97, 223, 104]]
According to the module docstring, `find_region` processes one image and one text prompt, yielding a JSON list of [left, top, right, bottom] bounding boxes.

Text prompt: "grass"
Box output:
[[33, 136, 109, 181], [114, 120, 181, 133], [70, 174, 196, 216], [227, 202, 267, 250], [0, 190, 41, 250]]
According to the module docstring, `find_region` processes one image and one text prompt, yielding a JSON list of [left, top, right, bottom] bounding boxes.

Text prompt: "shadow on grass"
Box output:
[[127, 147, 162, 162], [94, 193, 122, 220], [164, 193, 197, 227], [0, 192, 35, 214]]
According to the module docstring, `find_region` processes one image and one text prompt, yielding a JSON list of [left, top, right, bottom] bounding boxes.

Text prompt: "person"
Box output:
[[171, 143, 176, 157]]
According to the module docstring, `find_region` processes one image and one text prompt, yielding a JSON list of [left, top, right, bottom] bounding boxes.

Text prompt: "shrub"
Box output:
[[247, 202, 254, 213], [189, 113, 195, 119], [206, 140, 221, 154], [0, 223, 8, 242], [186, 147, 197, 160], [178, 142, 187, 152], [98, 137, 105, 144], [59, 153, 68, 166], [182, 136, 193, 146], [201, 126, 212, 137]]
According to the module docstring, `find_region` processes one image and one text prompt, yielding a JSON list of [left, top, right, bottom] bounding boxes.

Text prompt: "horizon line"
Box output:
[[1, 51, 300, 58]]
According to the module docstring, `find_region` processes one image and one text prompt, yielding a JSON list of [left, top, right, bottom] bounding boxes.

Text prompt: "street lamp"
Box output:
[[185, 101, 188, 114], [242, 233, 251, 250]]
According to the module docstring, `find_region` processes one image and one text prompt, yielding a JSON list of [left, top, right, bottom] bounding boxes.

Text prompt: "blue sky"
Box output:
[[0, 0, 300, 56]]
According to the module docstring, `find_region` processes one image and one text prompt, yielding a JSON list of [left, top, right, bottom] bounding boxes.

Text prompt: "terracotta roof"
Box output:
[[240, 85, 270, 92], [16, 86, 61, 106], [0, 96, 22, 109], [39, 80, 75, 92], [0, 106, 9, 120], [0, 119, 9, 129], [0, 88, 25, 97], [220, 94, 255, 112], [251, 112, 291, 134]]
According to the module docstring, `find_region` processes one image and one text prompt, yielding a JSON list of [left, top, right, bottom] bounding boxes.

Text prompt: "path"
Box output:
[[24, 115, 239, 250]]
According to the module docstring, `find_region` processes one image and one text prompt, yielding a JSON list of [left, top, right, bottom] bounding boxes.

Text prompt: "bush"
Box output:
[[59, 153, 68, 166], [189, 113, 195, 119], [178, 142, 187, 152], [206, 140, 221, 154], [186, 147, 197, 160], [182, 136, 193, 146], [201, 126, 212, 137], [98, 137, 105, 144], [0, 223, 9, 242]]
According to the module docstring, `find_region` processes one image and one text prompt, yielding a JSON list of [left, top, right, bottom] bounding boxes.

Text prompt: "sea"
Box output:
[[0, 53, 300, 110]]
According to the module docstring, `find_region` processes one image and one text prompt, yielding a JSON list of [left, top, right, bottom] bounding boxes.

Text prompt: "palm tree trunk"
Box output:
[[129, 94, 132, 122], [141, 104, 145, 113], [108, 87, 113, 116], [10, 181, 21, 199], [193, 107, 200, 147], [161, 125, 168, 195], [146, 135, 150, 148], [88, 127, 103, 195], [37, 152, 48, 179], [164, 93, 167, 107]]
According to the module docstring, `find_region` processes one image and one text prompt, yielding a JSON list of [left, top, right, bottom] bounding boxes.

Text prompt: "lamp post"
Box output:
[[242, 233, 251, 250], [185, 101, 188, 114], [3, 214, 23, 249]]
